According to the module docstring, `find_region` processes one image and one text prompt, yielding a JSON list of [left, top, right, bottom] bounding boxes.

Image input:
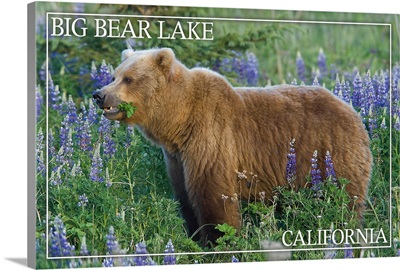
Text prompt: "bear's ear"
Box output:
[[121, 41, 135, 61], [121, 49, 135, 62], [154, 48, 175, 75]]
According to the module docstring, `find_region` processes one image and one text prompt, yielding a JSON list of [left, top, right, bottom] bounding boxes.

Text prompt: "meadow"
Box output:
[[33, 2, 400, 268]]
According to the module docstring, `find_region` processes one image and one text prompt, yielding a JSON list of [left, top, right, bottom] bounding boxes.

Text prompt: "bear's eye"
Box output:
[[112, 77, 115, 82], [123, 77, 132, 84]]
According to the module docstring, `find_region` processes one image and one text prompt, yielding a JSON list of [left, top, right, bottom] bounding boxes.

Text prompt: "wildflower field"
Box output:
[[33, 2, 400, 268]]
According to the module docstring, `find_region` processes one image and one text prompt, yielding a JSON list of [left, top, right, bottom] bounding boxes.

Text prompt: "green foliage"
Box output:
[[118, 102, 137, 118]]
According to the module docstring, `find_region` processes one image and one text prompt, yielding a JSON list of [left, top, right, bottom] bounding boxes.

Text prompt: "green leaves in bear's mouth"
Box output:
[[118, 102, 137, 118]]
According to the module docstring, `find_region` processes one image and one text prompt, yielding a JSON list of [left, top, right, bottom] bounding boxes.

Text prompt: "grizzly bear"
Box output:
[[92, 48, 372, 245]]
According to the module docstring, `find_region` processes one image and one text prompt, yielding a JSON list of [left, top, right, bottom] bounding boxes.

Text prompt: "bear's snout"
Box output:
[[92, 90, 106, 108]]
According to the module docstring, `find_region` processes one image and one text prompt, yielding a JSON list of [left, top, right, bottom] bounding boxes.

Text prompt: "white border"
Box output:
[[44, 10, 393, 260]]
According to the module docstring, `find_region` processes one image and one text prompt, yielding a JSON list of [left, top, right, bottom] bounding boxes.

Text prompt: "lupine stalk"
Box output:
[[310, 150, 322, 196], [285, 139, 296, 186], [296, 51, 306, 83], [75, 114, 92, 152], [80, 236, 90, 256], [344, 243, 354, 258], [91, 60, 114, 89], [133, 242, 156, 266], [36, 128, 45, 177], [49, 216, 75, 257], [103, 133, 116, 158], [333, 74, 342, 97], [312, 76, 319, 86], [163, 239, 176, 265], [352, 72, 363, 108], [78, 194, 88, 207], [377, 72, 389, 109], [36, 85, 43, 118], [362, 71, 376, 119], [66, 95, 78, 124], [105, 226, 119, 253], [90, 144, 103, 182], [245, 52, 259, 86], [341, 80, 351, 104], [324, 151, 337, 184], [48, 73, 61, 111], [232, 52, 246, 85]]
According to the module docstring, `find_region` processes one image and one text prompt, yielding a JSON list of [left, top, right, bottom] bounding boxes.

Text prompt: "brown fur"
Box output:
[[92, 48, 372, 245]]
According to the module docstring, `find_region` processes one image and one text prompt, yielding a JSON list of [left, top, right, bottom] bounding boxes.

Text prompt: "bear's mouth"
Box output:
[[103, 106, 120, 114], [102, 105, 124, 120]]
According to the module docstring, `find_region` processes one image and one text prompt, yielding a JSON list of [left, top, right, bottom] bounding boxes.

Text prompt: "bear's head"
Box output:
[[92, 48, 184, 127]]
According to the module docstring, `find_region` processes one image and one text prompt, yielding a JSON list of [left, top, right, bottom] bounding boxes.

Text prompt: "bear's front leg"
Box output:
[[162, 149, 201, 241], [185, 169, 242, 245]]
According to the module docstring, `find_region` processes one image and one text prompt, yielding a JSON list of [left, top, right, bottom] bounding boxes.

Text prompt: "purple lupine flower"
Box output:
[[50, 166, 63, 186], [368, 106, 378, 139], [341, 80, 351, 104], [106, 226, 119, 253], [219, 57, 232, 73], [124, 126, 135, 148], [48, 128, 56, 159], [231, 255, 239, 263], [48, 74, 62, 111], [310, 150, 322, 196], [344, 244, 354, 258], [36, 128, 44, 156], [49, 216, 75, 257], [394, 115, 400, 131], [133, 242, 151, 266], [71, 160, 82, 177], [352, 72, 364, 108], [377, 72, 389, 109], [66, 95, 78, 124], [60, 115, 71, 150], [232, 52, 246, 85], [60, 116, 74, 167], [333, 74, 342, 97], [91, 60, 114, 89], [393, 65, 400, 112], [39, 62, 46, 81], [317, 48, 327, 78], [36, 85, 43, 118], [76, 114, 92, 152], [105, 167, 112, 188], [285, 139, 296, 186], [380, 117, 387, 129], [245, 52, 259, 86], [87, 98, 99, 125], [90, 145, 103, 182], [102, 258, 114, 267], [36, 128, 45, 177], [103, 133, 116, 158], [296, 51, 306, 83], [324, 238, 337, 259], [99, 115, 112, 135], [363, 71, 376, 119], [80, 236, 90, 256], [78, 194, 88, 207], [312, 76, 319, 86], [163, 239, 176, 265], [324, 151, 337, 184]]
